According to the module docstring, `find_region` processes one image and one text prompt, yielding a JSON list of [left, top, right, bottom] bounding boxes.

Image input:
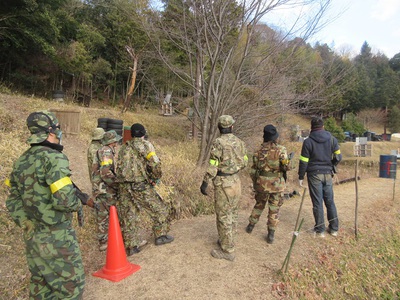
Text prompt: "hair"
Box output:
[[218, 126, 232, 134]]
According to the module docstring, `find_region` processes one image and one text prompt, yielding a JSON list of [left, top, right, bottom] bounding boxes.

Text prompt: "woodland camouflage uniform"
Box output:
[[116, 123, 172, 254], [94, 130, 121, 249], [248, 124, 290, 244], [6, 111, 85, 299], [201, 115, 248, 261], [87, 127, 105, 184]]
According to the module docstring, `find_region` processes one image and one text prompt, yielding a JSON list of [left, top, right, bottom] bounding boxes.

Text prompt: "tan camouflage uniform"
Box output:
[[203, 115, 248, 257], [94, 130, 121, 248], [116, 134, 171, 250]]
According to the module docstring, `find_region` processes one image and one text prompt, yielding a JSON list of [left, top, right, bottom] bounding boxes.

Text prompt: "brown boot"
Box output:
[[210, 249, 235, 261]]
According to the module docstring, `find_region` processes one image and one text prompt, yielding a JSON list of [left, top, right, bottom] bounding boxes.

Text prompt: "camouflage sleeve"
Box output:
[[45, 153, 81, 213], [99, 148, 118, 188], [143, 141, 162, 181], [203, 139, 221, 182], [6, 171, 28, 227], [249, 152, 258, 182]]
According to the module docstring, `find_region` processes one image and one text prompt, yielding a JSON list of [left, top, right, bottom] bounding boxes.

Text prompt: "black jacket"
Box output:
[[298, 129, 342, 180]]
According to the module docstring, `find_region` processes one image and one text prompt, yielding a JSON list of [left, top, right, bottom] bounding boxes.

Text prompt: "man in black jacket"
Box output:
[[298, 117, 342, 237]]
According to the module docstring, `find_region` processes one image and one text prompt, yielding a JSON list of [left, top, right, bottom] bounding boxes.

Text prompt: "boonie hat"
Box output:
[[26, 111, 59, 144], [92, 127, 105, 141], [102, 130, 122, 145], [263, 124, 279, 142], [218, 115, 235, 128]]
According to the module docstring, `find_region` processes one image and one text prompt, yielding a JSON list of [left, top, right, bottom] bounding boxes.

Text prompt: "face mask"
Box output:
[[54, 128, 63, 144]]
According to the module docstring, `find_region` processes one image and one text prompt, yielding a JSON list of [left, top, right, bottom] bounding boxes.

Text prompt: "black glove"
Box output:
[[200, 181, 208, 196]]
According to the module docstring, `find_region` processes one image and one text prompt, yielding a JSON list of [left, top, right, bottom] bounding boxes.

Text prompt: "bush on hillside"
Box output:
[[341, 112, 365, 136], [324, 117, 345, 142]]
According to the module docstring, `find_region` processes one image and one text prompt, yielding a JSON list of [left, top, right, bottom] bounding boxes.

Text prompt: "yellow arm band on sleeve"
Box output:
[[100, 159, 113, 166], [146, 151, 156, 160], [50, 177, 73, 194], [299, 155, 309, 163], [209, 159, 219, 166], [4, 178, 11, 188], [244, 155, 248, 162], [334, 149, 341, 155]]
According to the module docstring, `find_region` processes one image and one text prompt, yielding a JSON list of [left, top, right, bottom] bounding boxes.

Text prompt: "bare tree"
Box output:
[[145, 0, 334, 166]]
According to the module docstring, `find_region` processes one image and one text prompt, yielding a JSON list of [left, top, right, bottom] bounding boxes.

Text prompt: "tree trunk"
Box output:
[[122, 46, 138, 113]]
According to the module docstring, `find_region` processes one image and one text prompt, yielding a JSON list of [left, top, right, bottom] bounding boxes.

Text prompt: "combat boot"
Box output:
[[266, 229, 275, 244], [210, 249, 235, 261], [246, 223, 254, 234], [155, 235, 174, 246]]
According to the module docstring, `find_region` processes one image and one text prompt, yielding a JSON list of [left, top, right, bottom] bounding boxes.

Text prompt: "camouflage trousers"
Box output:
[[117, 182, 170, 249], [248, 191, 284, 230], [213, 174, 242, 254], [25, 222, 85, 300], [95, 191, 117, 244]]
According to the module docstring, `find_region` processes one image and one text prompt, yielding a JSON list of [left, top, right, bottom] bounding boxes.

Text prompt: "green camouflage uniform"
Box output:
[[203, 116, 248, 254], [6, 111, 85, 300], [94, 130, 121, 245], [116, 137, 170, 249], [87, 127, 104, 186], [249, 141, 289, 230]]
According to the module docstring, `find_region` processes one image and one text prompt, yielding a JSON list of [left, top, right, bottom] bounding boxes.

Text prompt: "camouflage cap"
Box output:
[[92, 127, 105, 141], [26, 110, 59, 144], [218, 115, 235, 128], [102, 130, 122, 145]]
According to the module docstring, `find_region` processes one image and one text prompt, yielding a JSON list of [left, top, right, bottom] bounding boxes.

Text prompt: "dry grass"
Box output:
[[1, 93, 399, 299]]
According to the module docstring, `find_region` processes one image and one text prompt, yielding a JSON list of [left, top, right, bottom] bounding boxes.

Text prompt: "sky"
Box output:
[[267, 0, 400, 58], [313, 0, 400, 58]]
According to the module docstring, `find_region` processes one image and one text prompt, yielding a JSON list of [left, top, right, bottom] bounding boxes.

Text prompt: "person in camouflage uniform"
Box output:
[[87, 127, 105, 182], [87, 127, 104, 213], [6, 110, 85, 299], [116, 123, 173, 256], [93, 130, 121, 251], [200, 115, 248, 261], [246, 124, 290, 244]]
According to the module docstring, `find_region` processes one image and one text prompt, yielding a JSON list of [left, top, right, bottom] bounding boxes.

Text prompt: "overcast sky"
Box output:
[[312, 0, 400, 58], [265, 0, 400, 58]]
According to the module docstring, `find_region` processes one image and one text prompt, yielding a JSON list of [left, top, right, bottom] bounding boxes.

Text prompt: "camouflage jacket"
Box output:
[[250, 141, 288, 193], [203, 133, 248, 183], [87, 140, 102, 183], [97, 144, 119, 191], [116, 138, 162, 184], [6, 144, 81, 227]]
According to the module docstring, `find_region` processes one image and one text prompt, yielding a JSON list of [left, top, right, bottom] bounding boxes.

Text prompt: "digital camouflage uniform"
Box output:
[[6, 111, 85, 300], [249, 141, 289, 231], [203, 115, 248, 256], [93, 130, 121, 247], [116, 135, 170, 250]]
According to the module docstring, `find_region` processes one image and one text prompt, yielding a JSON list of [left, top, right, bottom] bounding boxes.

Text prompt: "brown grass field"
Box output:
[[0, 93, 399, 299]]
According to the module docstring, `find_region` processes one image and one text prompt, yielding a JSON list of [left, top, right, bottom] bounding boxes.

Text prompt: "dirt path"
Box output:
[[61, 135, 398, 300]]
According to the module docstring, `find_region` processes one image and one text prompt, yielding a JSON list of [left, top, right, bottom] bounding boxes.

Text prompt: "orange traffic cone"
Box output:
[[93, 205, 141, 282]]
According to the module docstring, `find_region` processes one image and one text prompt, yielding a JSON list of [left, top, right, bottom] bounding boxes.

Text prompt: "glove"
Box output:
[[22, 220, 34, 240], [200, 181, 208, 196], [299, 180, 304, 187]]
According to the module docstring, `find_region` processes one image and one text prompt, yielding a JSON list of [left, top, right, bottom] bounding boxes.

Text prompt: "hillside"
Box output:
[[0, 94, 399, 299]]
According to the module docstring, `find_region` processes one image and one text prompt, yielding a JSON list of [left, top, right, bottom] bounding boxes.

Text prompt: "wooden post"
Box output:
[[355, 159, 359, 240]]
